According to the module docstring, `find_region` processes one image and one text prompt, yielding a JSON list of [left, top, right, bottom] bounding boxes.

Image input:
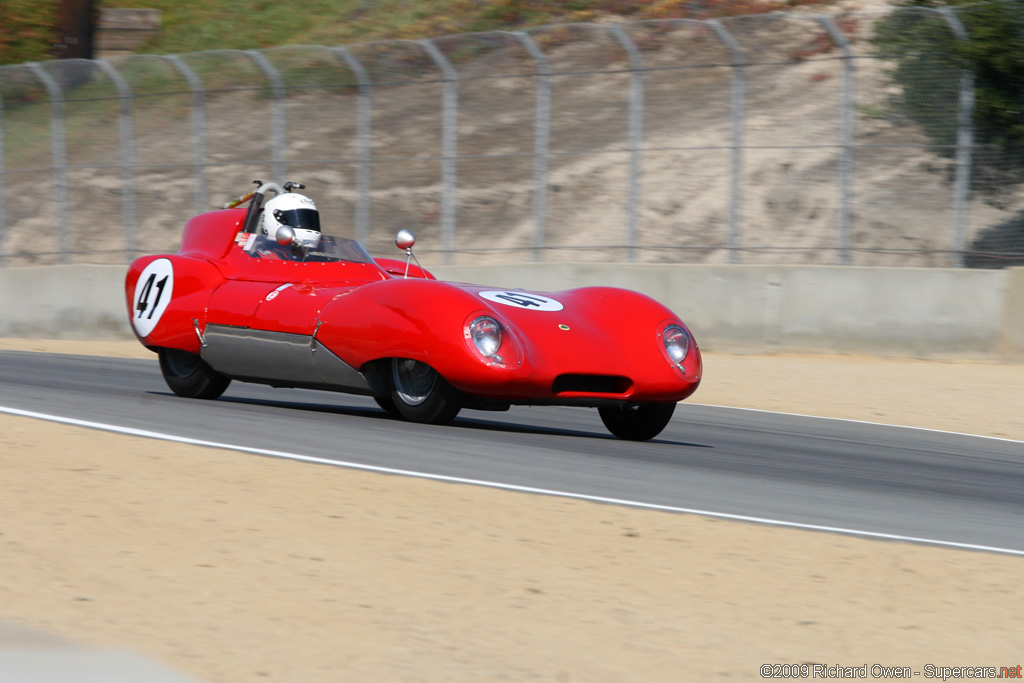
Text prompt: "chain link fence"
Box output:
[[1, 7, 1023, 268]]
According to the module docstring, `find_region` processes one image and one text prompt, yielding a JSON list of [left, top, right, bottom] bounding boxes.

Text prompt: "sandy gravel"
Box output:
[[1, 339, 1022, 682]]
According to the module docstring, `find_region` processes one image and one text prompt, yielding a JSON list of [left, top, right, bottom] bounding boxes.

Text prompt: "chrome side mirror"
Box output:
[[395, 229, 415, 251], [395, 229, 420, 278], [275, 225, 295, 246]]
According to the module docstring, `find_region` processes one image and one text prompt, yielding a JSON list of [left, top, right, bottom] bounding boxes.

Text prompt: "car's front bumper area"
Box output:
[[443, 341, 702, 406]]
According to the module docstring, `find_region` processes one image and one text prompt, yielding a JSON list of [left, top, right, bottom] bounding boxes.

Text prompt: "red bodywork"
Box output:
[[125, 209, 702, 407]]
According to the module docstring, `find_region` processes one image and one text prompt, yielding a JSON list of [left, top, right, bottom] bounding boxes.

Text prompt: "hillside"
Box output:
[[2, 0, 1022, 268]]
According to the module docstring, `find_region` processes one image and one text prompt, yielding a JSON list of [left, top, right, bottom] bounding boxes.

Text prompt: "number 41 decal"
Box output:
[[479, 290, 563, 312], [136, 272, 168, 319], [132, 259, 175, 338]]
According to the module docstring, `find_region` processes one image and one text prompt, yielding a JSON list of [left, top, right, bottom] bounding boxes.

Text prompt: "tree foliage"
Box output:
[[0, 0, 60, 66], [872, 0, 1024, 187], [2, 0, 828, 66]]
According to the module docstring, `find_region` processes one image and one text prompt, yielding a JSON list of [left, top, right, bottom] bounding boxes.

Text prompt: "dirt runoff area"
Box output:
[[0, 339, 1022, 682]]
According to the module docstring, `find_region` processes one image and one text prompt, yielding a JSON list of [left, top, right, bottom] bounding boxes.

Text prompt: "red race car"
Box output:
[[125, 181, 702, 440]]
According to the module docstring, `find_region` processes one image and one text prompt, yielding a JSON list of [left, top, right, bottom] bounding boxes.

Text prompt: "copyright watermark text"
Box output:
[[760, 664, 1023, 679]]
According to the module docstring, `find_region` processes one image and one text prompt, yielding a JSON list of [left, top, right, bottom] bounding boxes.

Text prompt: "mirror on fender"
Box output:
[[395, 229, 415, 251]]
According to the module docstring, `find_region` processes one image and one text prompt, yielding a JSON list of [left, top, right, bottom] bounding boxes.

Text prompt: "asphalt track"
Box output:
[[2, 350, 1022, 555]]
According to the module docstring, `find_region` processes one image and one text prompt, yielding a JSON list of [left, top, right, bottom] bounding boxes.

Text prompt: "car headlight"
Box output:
[[661, 324, 689, 368], [469, 315, 502, 359]]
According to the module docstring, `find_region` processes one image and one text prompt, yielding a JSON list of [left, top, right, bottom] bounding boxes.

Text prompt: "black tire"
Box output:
[[598, 402, 676, 441], [158, 348, 231, 399], [389, 358, 463, 425]]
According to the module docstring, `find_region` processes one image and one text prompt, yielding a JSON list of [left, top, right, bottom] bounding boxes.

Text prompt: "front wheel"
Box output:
[[598, 402, 676, 441], [390, 358, 463, 425], [158, 348, 231, 399]]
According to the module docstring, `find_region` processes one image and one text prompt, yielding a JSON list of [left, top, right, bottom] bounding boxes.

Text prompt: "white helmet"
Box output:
[[260, 192, 321, 248]]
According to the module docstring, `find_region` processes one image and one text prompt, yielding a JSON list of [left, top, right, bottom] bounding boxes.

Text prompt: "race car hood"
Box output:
[[456, 283, 692, 375]]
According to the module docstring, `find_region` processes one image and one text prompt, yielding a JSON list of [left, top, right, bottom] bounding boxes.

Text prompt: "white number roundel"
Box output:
[[479, 290, 563, 311], [132, 259, 174, 338]]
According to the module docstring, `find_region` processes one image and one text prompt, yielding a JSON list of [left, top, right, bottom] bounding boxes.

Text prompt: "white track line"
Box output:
[[2, 404, 1022, 557], [689, 403, 1024, 444]]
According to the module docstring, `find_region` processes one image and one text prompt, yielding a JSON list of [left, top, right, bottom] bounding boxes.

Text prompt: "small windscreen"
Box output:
[[245, 234, 374, 265]]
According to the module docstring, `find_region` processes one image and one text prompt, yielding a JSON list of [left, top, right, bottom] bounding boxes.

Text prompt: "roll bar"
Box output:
[[223, 180, 305, 234]]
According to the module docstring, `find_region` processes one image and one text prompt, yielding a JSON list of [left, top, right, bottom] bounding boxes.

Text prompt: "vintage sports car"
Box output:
[[125, 181, 702, 440]]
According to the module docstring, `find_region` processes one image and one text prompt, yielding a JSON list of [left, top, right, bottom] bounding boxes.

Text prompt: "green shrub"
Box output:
[[872, 0, 1024, 189], [0, 0, 59, 65]]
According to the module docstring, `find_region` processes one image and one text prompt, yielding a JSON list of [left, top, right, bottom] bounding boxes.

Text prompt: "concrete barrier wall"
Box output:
[[997, 267, 1024, 358], [2, 263, 1021, 358], [0, 265, 132, 339]]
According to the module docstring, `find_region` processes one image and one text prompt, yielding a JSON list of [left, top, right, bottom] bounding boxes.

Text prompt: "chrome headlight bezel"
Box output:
[[467, 315, 503, 360], [660, 323, 691, 372]]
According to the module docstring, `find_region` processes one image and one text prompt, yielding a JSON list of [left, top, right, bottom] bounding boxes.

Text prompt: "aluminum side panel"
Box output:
[[201, 324, 372, 394]]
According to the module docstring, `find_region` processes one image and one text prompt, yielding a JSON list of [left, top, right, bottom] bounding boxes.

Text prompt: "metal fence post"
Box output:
[[817, 16, 855, 266], [938, 7, 974, 268], [163, 55, 208, 214], [607, 25, 645, 263], [708, 20, 746, 264], [246, 50, 287, 182], [509, 31, 551, 263], [95, 59, 138, 260], [0, 89, 5, 265], [26, 62, 70, 263], [332, 47, 372, 245], [418, 39, 458, 264]]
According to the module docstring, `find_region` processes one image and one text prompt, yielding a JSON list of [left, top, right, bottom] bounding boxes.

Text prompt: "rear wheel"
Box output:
[[158, 348, 230, 399], [390, 358, 463, 425], [598, 402, 676, 441]]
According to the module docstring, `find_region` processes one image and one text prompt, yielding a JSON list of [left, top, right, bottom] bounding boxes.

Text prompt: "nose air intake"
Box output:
[[552, 374, 633, 395]]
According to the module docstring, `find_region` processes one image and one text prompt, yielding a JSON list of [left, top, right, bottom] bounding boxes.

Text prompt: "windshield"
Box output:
[[242, 233, 376, 264]]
